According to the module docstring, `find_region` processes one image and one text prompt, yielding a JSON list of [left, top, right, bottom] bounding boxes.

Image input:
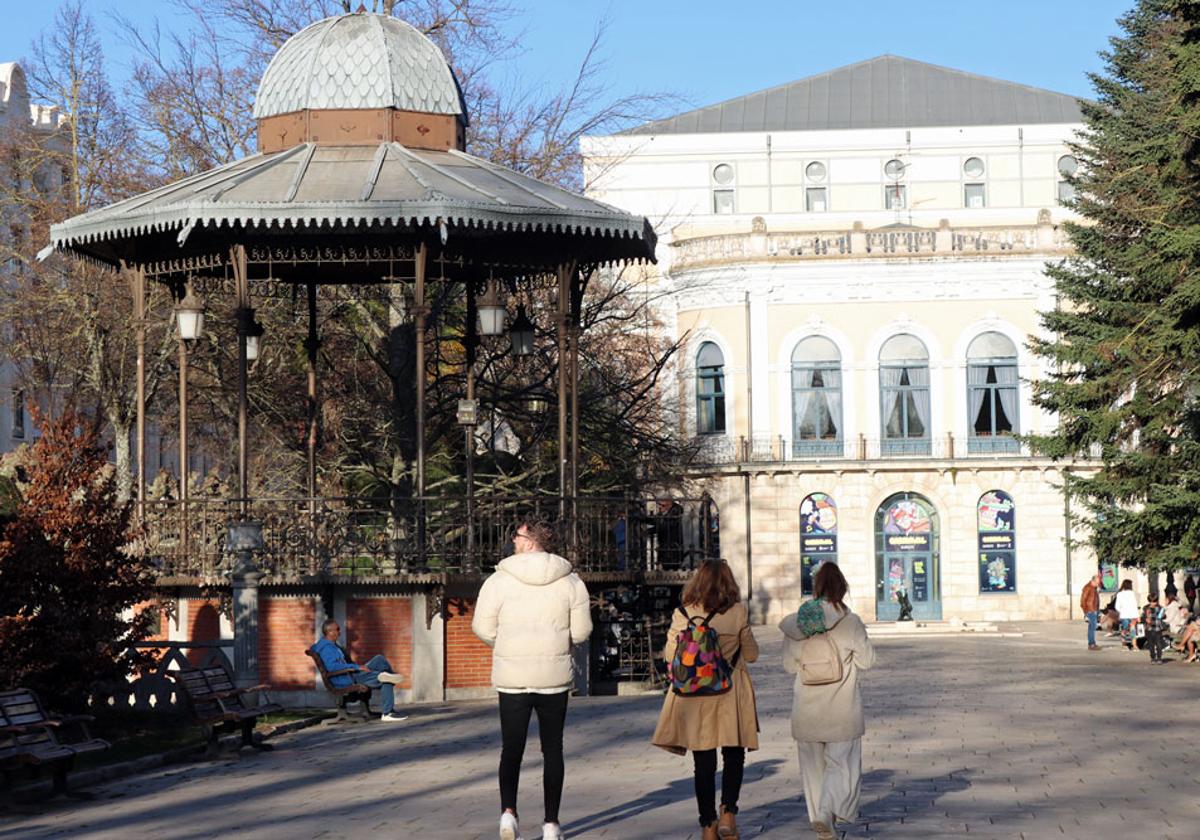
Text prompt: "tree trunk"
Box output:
[[111, 417, 133, 502]]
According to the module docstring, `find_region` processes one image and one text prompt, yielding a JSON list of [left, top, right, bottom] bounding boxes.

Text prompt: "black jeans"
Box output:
[[498, 691, 569, 824], [1147, 628, 1164, 661], [692, 747, 745, 827]]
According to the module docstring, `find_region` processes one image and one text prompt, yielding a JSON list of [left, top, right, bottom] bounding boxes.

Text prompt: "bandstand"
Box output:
[[47, 12, 704, 703]]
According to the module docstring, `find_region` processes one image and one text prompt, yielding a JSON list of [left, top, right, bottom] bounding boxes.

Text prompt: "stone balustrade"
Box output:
[[669, 215, 1072, 272]]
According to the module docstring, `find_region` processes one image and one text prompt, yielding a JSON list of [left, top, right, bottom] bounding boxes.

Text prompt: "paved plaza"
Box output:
[[4, 621, 1199, 839]]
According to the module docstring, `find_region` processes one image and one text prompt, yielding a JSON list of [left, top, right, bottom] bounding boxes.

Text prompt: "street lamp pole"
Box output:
[[464, 279, 478, 570], [174, 281, 206, 557]]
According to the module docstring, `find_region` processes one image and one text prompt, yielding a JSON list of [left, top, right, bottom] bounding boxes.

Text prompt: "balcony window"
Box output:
[[963, 157, 986, 208], [696, 341, 726, 435], [792, 336, 842, 457], [885, 184, 907, 210], [967, 332, 1019, 453], [805, 161, 828, 212], [880, 334, 930, 455], [1057, 154, 1078, 203], [964, 182, 986, 208], [712, 163, 735, 215]]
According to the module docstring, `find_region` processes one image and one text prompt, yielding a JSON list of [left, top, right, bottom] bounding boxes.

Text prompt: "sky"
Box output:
[[0, 0, 1135, 116]]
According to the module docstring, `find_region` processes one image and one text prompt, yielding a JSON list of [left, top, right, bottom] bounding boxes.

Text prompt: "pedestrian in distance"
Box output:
[[1142, 593, 1167, 664], [779, 562, 876, 840], [1080, 572, 1101, 650], [653, 559, 759, 840], [1115, 579, 1140, 651], [472, 516, 593, 840]]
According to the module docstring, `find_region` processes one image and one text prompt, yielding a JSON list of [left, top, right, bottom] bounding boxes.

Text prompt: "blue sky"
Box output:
[[1, 0, 1133, 110]]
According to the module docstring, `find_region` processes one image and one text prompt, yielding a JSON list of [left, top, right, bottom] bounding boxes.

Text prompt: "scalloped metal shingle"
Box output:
[[253, 12, 466, 121]]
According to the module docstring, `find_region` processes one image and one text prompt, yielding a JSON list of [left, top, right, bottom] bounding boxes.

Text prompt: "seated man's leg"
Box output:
[[353, 655, 396, 714]]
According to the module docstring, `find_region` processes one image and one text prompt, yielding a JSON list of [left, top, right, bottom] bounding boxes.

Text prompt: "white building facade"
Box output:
[[583, 56, 1118, 624]]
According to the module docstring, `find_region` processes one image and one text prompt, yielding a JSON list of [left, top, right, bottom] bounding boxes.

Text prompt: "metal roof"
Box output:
[[48, 143, 655, 267], [253, 13, 467, 122], [625, 55, 1084, 135]]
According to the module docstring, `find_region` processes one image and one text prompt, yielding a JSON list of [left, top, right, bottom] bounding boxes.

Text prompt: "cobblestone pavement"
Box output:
[[4, 620, 1199, 840]]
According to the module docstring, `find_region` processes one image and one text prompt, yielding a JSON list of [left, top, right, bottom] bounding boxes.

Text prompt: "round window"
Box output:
[[713, 163, 735, 185], [806, 161, 827, 182], [884, 159, 906, 180], [1057, 155, 1078, 177], [963, 157, 985, 178]]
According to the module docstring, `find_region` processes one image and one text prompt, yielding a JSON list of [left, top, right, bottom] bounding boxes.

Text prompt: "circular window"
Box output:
[[884, 159, 906, 181], [806, 161, 827, 182], [712, 163, 735, 185], [963, 157, 985, 178], [1057, 155, 1078, 177]]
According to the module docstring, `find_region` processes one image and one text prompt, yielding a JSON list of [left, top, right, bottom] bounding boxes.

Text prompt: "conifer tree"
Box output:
[[1030, 0, 1200, 571]]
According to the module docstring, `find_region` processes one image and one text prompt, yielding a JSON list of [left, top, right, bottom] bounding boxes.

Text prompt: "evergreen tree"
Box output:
[[1031, 0, 1200, 571]]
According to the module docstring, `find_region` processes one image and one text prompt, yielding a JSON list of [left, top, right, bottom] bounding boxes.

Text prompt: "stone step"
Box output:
[[867, 619, 1016, 637]]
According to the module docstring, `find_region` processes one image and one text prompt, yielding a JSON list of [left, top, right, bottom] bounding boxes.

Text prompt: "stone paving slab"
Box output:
[[3, 620, 1199, 839]]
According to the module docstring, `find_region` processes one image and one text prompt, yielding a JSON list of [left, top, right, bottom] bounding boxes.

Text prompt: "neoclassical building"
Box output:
[[583, 55, 1109, 623]]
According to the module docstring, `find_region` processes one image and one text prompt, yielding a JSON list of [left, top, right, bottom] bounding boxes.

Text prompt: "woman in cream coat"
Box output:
[[473, 517, 592, 840], [779, 562, 875, 840]]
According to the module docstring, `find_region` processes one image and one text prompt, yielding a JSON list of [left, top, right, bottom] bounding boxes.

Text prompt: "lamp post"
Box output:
[[476, 277, 507, 336], [508, 305, 536, 357], [240, 309, 265, 362], [174, 285, 205, 557]]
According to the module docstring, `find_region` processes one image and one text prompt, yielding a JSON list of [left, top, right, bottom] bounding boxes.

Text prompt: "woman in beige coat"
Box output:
[[779, 563, 875, 840], [653, 560, 759, 840]]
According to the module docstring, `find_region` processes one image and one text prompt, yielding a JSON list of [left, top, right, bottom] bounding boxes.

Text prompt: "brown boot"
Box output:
[[717, 805, 739, 838], [701, 823, 719, 840]]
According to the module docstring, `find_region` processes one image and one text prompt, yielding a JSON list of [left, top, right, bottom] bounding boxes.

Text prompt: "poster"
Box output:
[[978, 490, 1017, 593], [1100, 562, 1118, 593], [912, 558, 928, 601], [800, 493, 837, 594]]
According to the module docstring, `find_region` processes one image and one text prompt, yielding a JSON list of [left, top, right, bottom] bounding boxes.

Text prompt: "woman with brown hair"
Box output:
[[779, 562, 875, 840], [652, 559, 759, 840]]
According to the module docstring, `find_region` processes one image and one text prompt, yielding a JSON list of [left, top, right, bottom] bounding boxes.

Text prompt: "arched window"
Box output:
[[967, 332, 1019, 453], [879, 334, 930, 455], [978, 490, 1017, 593], [792, 336, 842, 457], [799, 493, 838, 595], [696, 342, 726, 435]]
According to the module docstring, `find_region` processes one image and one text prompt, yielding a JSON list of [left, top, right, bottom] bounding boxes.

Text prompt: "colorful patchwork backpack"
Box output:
[[668, 607, 740, 696]]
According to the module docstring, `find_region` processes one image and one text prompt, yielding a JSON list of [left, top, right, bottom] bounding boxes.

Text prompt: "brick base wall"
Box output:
[[186, 599, 223, 666], [259, 597, 316, 690], [346, 597, 413, 689], [445, 599, 492, 689]]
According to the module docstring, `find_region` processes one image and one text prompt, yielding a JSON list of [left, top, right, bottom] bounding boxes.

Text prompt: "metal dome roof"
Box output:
[[253, 12, 467, 123]]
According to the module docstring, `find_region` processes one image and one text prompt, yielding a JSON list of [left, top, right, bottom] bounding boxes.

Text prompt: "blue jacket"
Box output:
[[312, 638, 355, 688]]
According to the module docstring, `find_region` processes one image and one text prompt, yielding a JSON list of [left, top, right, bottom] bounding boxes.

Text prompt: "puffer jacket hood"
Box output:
[[778, 600, 847, 641], [497, 551, 573, 585]]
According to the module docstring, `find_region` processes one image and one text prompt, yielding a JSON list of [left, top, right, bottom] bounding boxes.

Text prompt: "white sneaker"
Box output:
[[379, 712, 409, 722], [377, 671, 405, 685], [499, 811, 522, 840], [541, 823, 563, 840]]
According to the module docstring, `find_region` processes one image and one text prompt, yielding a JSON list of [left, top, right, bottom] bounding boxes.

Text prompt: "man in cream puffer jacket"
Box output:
[[472, 517, 592, 840]]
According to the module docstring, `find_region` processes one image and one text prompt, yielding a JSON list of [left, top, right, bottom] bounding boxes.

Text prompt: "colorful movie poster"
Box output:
[[911, 558, 928, 601], [1100, 562, 1119, 592], [883, 498, 932, 535], [977, 490, 1017, 593], [800, 493, 838, 594]]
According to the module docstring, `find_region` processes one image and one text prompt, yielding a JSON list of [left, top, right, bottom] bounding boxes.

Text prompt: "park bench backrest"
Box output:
[[202, 666, 248, 714], [0, 701, 18, 761], [306, 648, 367, 694], [175, 668, 224, 721], [0, 688, 63, 753]]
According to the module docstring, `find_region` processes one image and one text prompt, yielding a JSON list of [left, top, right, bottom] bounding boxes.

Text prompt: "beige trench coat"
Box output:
[[652, 602, 760, 755]]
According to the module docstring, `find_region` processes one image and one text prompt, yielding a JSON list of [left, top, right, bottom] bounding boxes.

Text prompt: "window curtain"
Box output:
[[823, 367, 842, 438], [907, 365, 930, 437], [881, 366, 904, 437], [994, 364, 1019, 432], [793, 367, 815, 438], [967, 365, 989, 431]]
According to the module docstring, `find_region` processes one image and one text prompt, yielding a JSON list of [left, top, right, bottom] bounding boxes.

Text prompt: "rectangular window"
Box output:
[[1057, 180, 1076, 203], [964, 183, 986, 208], [12, 389, 25, 439], [805, 187, 828, 212], [713, 189, 735, 215], [884, 184, 907, 210]]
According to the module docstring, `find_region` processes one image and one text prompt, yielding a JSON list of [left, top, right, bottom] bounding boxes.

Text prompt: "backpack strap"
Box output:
[[702, 608, 743, 668]]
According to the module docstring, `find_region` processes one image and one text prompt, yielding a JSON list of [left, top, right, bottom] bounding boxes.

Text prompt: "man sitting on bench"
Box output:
[[312, 619, 408, 722]]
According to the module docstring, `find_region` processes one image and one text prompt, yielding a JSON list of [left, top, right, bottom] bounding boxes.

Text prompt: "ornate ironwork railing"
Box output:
[[139, 495, 722, 584]]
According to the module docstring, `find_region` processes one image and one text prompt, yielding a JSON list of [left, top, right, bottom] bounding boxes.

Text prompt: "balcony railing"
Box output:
[[137, 495, 721, 584], [689, 433, 1035, 466], [670, 218, 1071, 272]]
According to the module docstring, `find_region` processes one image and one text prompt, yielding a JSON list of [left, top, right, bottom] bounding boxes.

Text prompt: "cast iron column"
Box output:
[[229, 521, 264, 689]]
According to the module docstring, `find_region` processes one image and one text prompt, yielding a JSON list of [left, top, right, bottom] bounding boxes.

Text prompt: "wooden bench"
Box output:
[[306, 648, 372, 722], [170, 664, 282, 755], [0, 688, 109, 798]]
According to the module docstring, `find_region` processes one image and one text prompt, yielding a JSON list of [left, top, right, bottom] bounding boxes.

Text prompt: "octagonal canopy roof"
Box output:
[[253, 12, 467, 123], [48, 142, 656, 271]]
